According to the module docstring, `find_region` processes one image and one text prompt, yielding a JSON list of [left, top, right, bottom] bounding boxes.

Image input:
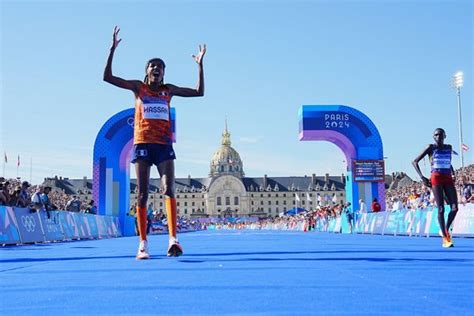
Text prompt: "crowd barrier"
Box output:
[[212, 204, 474, 237], [352, 203, 474, 237], [0, 206, 122, 245]]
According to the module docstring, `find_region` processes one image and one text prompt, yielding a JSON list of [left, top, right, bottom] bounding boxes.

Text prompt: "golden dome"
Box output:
[[209, 121, 244, 178]]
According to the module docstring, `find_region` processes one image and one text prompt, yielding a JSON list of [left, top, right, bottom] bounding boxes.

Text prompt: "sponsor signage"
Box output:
[[353, 160, 385, 182], [0, 206, 21, 245], [40, 211, 65, 242], [14, 208, 45, 243]]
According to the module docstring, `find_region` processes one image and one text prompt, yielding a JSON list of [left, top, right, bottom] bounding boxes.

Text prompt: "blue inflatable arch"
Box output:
[[92, 108, 175, 231], [299, 105, 386, 210]]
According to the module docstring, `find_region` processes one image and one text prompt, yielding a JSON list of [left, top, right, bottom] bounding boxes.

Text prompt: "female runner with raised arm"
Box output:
[[104, 26, 206, 259]]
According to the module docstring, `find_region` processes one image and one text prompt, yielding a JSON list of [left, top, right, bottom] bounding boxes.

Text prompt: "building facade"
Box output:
[[45, 125, 346, 218]]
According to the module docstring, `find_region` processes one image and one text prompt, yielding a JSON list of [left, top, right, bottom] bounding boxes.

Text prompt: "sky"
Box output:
[[1, 0, 473, 185]]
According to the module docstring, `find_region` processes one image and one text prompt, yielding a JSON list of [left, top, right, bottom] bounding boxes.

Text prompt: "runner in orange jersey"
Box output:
[[104, 26, 206, 259]]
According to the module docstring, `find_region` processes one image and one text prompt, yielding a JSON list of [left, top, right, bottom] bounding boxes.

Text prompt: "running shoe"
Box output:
[[167, 237, 183, 257], [442, 237, 453, 248], [445, 230, 454, 246], [136, 240, 150, 260]]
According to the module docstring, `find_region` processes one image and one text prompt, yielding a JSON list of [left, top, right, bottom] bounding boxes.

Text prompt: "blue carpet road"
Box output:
[[1, 230, 473, 315]]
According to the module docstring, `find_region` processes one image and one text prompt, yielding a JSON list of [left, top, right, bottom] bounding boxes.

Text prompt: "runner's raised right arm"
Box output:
[[103, 26, 140, 93]]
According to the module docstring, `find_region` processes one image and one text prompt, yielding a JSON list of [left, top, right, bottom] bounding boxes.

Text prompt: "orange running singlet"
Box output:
[[134, 83, 172, 144]]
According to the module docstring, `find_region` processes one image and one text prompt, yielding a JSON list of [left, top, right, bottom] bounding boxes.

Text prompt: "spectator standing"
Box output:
[[17, 181, 31, 208], [86, 200, 97, 214], [371, 198, 381, 212]]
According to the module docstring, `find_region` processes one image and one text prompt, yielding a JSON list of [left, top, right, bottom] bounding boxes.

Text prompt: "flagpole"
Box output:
[[453, 72, 464, 168], [30, 157, 33, 184], [16, 155, 19, 179]]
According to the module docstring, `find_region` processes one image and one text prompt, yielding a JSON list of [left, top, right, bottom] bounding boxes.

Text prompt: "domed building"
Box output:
[[47, 123, 347, 219], [209, 122, 244, 178]]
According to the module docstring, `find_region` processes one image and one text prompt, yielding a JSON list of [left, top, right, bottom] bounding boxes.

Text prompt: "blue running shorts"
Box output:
[[131, 143, 176, 166]]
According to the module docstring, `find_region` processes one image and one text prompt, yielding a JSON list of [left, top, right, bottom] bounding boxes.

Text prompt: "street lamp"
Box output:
[[453, 71, 464, 168]]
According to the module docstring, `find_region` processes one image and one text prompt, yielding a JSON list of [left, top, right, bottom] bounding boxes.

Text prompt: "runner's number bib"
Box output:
[[142, 101, 169, 120]]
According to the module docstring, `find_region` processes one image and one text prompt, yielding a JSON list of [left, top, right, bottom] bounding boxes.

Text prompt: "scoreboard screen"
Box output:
[[353, 160, 385, 182]]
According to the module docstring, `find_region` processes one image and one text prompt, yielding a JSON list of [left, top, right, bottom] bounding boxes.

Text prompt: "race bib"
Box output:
[[432, 152, 451, 169], [142, 101, 169, 120]]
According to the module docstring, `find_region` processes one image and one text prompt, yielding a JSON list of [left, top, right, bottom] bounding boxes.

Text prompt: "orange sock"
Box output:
[[136, 206, 148, 241], [165, 197, 177, 238]]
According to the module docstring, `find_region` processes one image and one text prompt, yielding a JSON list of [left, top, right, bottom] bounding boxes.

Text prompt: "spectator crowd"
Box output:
[[1, 165, 472, 226], [0, 177, 97, 214]]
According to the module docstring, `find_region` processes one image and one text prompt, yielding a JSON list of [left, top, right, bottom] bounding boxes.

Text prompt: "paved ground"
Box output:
[[1, 230, 473, 315]]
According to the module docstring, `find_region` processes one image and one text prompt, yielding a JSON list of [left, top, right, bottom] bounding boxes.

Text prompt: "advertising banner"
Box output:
[[85, 214, 99, 238], [39, 211, 64, 242], [113, 217, 121, 237], [59, 211, 80, 240], [14, 208, 45, 243], [371, 212, 388, 235], [0, 206, 21, 245], [95, 215, 108, 238], [73, 213, 92, 239], [452, 204, 474, 237]]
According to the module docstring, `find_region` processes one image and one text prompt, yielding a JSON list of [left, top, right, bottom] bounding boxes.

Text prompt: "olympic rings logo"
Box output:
[[127, 117, 135, 128], [21, 215, 36, 232]]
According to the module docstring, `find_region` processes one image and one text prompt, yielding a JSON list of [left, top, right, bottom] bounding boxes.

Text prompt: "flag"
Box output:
[[4, 152, 7, 163], [295, 194, 300, 202], [462, 144, 469, 152], [17, 155, 20, 167], [306, 193, 311, 201], [317, 195, 322, 202]]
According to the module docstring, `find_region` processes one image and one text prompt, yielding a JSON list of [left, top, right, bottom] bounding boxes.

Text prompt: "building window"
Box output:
[[217, 197, 222, 206], [177, 202, 180, 206], [276, 194, 279, 197], [177, 195, 180, 198], [268, 193, 271, 197], [184, 209, 188, 214], [159, 202, 163, 207], [192, 201, 195, 206], [192, 195, 195, 198], [283, 201, 287, 205], [234, 197, 239, 205], [283, 194, 286, 197], [276, 207, 279, 212], [251, 201, 254, 205], [292, 201, 295, 205], [184, 195, 187, 199], [184, 202, 188, 206], [268, 200, 271, 205], [225, 197, 230, 205], [302, 201, 305, 205], [276, 200, 279, 205], [268, 207, 271, 212], [260, 194, 263, 197], [260, 201, 264, 205], [202, 201, 205, 206]]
